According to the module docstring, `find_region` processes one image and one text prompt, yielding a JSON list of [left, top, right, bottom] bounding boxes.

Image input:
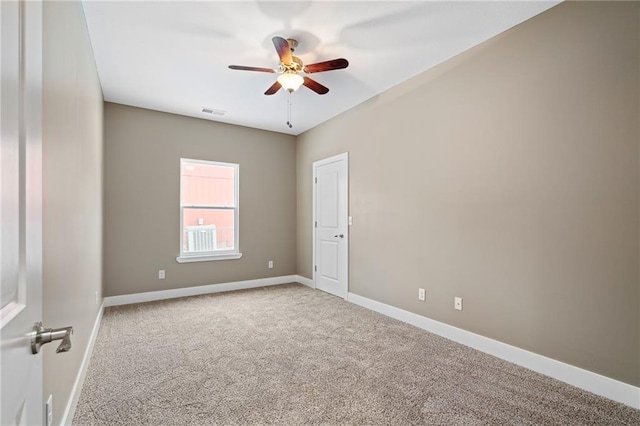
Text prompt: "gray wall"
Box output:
[[297, 1, 640, 386], [42, 0, 104, 424], [104, 103, 297, 297]]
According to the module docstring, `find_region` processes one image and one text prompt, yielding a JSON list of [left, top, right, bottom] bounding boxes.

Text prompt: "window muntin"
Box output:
[[180, 159, 239, 258]]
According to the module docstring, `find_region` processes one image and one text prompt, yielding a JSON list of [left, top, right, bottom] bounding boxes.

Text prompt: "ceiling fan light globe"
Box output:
[[277, 73, 303, 92]]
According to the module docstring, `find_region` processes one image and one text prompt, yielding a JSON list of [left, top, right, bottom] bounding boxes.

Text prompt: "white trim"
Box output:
[[179, 158, 240, 259], [61, 301, 105, 426], [176, 252, 243, 263], [295, 275, 315, 289], [312, 162, 316, 291], [104, 275, 299, 307], [312, 152, 349, 300], [347, 292, 640, 409]]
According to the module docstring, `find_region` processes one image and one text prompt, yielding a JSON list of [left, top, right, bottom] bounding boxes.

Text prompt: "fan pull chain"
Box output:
[[286, 93, 293, 128]]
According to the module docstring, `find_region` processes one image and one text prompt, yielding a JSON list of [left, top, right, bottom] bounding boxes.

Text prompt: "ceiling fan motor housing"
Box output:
[[283, 56, 303, 73]]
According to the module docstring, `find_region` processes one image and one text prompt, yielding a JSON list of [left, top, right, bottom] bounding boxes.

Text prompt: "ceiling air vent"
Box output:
[[201, 107, 227, 116]]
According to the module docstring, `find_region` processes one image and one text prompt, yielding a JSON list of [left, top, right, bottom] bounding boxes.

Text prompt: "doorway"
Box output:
[[313, 153, 348, 299]]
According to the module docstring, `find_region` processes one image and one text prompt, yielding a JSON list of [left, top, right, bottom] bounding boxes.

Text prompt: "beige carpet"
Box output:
[[73, 283, 639, 425]]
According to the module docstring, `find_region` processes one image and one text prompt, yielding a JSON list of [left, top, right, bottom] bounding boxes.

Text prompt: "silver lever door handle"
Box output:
[[334, 234, 344, 238], [31, 322, 73, 354]]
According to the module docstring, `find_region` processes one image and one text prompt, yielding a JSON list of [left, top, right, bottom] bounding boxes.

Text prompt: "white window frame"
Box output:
[[176, 158, 242, 263]]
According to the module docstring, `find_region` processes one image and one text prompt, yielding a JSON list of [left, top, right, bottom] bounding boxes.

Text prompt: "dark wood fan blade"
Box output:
[[272, 36, 292, 66], [303, 58, 349, 74], [229, 65, 276, 73], [264, 81, 282, 95], [303, 77, 329, 95]]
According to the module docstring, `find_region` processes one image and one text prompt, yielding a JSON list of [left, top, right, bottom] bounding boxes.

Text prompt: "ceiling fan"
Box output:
[[229, 36, 349, 96]]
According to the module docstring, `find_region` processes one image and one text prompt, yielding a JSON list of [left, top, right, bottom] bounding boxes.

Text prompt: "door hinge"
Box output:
[[315, 177, 317, 184], [315, 221, 317, 228], [314, 265, 317, 272]]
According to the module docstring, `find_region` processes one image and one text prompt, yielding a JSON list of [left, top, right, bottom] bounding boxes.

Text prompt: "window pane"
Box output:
[[181, 161, 235, 207], [182, 208, 235, 253]]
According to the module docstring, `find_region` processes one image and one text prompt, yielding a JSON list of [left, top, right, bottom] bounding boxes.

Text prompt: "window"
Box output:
[[176, 159, 241, 263]]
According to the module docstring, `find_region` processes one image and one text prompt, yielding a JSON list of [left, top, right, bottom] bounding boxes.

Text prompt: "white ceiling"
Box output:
[[82, 1, 560, 136]]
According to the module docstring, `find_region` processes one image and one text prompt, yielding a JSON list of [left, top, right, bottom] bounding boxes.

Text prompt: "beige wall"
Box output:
[[42, 0, 104, 424], [297, 1, 640, 386], [104, 103, 296, 297]]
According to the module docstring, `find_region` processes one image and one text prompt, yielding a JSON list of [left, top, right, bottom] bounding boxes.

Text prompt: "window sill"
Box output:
[[176, 253, 243, 263]]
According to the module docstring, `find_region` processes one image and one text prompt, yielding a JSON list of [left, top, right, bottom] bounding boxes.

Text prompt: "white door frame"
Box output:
[[312, 152, 349, 299]]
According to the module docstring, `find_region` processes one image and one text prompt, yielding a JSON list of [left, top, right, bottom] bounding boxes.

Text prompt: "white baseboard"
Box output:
[[347, 292, 640, 409], [104, 275, 300, 307], [61, 300, 105, 426], [295, 275, 314, 289]]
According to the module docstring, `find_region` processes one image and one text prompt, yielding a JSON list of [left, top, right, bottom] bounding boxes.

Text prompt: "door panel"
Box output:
[[1, 0, 21, 316], [320, 241, 339, 281], [1, 0, 44, 424], [314, 153, 348, 299], [320, 171, 339, 227]]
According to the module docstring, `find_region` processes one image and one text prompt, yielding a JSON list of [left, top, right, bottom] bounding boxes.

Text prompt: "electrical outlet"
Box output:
[[158, 270, 165, 279], [348, 216, 353, 226], [268, 261, 273, 269], [454, 297, 463, 311], [418, 288, 426, 301], [45, 394, 53, 426]]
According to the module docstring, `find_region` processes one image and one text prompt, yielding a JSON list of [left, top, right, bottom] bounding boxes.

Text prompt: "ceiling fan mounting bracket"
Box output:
[[287, 38, 298, 52]]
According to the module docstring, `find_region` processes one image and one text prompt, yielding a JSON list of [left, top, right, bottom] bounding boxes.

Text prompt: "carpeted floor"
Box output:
[[73, 283, 640, 425]]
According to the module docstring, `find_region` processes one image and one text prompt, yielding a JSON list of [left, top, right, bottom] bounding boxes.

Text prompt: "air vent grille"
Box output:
[[201, 107, 227, 116]]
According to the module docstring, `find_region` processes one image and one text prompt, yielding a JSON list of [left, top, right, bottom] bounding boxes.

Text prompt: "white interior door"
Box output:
[[1, 0, 44, 424], [313, 153, 348, 299]]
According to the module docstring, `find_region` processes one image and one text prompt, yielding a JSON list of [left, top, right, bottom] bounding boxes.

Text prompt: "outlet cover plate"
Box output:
[[454, 297, 463, 311]]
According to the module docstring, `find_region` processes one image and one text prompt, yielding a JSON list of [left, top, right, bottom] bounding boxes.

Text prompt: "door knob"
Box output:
[[334, 234, 344, 238], [31, 322, 73, 354]]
